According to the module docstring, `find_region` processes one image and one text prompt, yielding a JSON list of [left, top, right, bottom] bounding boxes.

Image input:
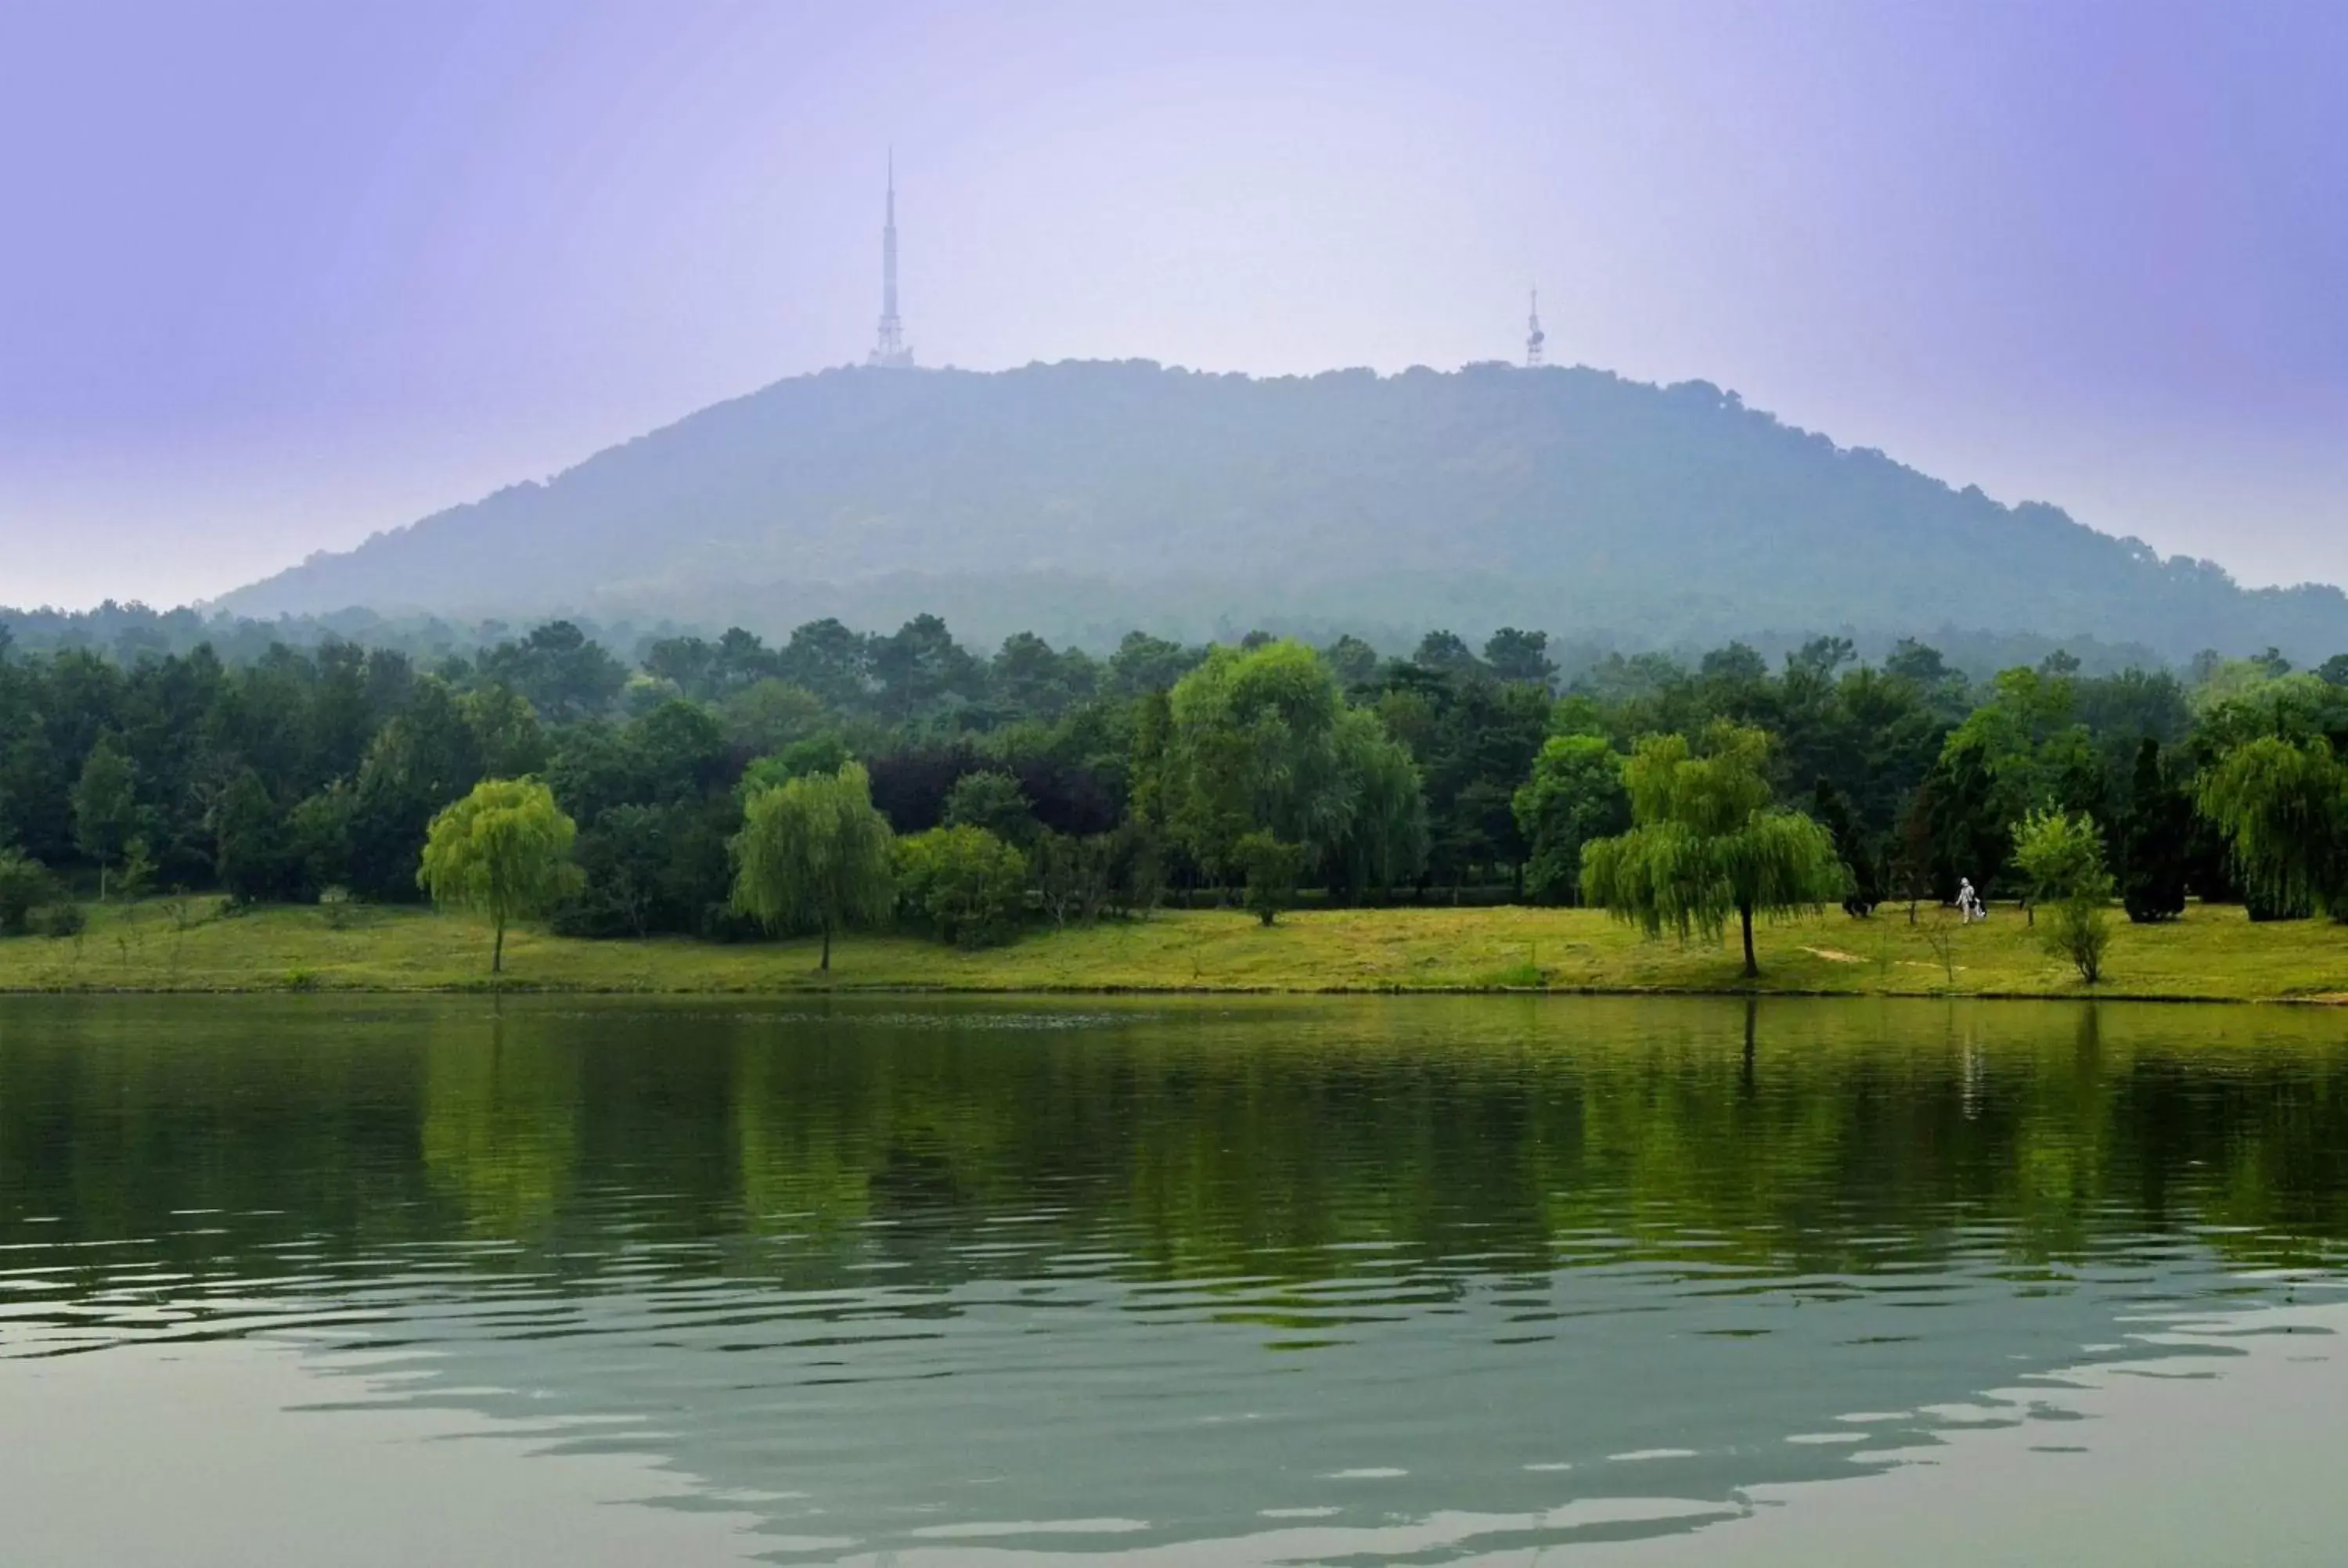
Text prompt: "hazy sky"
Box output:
[[3, 0, 2344, 611]]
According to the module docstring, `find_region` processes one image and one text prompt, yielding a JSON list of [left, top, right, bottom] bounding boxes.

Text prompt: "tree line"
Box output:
[[2, 614, 2344, 973]]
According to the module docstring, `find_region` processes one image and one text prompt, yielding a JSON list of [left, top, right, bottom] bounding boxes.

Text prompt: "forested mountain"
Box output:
[[218, 361, 2348, 661]]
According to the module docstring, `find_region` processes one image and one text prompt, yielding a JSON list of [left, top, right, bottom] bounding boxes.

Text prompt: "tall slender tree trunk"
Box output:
[[820, 922, 832, 973], [1739, 901, 1758, 978], [492, 920, 505, 976]]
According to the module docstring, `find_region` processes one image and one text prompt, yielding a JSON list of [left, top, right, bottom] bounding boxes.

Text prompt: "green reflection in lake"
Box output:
[[3, 995, 2347, 1564]]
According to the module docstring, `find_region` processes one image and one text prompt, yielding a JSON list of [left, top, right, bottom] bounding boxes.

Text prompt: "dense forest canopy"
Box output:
[[0, 601, 660, 671], [204, 361, 2348, 661], [0, 597, 2178, 685], [4, 610, 2345, 955]]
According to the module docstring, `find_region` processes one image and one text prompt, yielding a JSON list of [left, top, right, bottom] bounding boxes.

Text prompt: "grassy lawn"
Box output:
[[0, 897, 2343, 1002]]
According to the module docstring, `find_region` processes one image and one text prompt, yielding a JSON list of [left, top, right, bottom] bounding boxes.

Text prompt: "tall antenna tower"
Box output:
[[867, 149, 913, 369], [1525, 287, 1545, 369]]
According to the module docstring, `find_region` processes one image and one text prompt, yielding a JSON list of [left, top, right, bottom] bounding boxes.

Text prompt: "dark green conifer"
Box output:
[[2119, 738, 2188, 923]]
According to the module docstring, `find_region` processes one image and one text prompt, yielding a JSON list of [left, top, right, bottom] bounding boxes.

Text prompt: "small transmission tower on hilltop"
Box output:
[[1525, 287, 1546, 369]]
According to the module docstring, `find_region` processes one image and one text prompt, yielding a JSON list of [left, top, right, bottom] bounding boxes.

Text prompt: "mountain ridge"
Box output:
[[215, 360, 2348, 661]]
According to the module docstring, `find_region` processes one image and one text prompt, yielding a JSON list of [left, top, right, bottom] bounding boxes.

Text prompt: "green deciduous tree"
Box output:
[[740, 735, 855, 798], [893, 825, 1028, 948], [71, 733, 141, 899], [1101, 819, 1165, 919], [777, 617, 874, 710], [1107, 631, 1201, 698], [870, 614, 985, 722], [115, 836, 156, 901], [1482, 628, 1558, 689], [477, 620, 627, 722], [2011, 807, 2116, 982], [1413, 630, 1486, 681], [560, 800, 733, 940], [1319, 635, 1381, 691], [988, 632, 1097, 721], [1921, 666, 2101, 894], [0, 849, 56, 936], [2192, 671, 2348, 757], [1158, 640, 1427, 896], [341, 679, 490, 902], [942, 770, 1039, 847], [461, 683, 549, 779], [211, 767, 296, 903], [729, 763, 896, 969], [1034, 832, 1111, 928], [287, 782, 357, 896], [1511, 733, 1630, 904], [718, 680, 829, 755], [417, 778, 581, 976], [1406, 676, 1550, 892], [1160, 640, 1342, 873], [1235, 831, 1305, 926], [1579, 722, 1846, 977]]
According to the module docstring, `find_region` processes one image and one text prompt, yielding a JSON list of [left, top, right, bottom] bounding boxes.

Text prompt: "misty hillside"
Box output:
[[219, 360, 2348, 660]]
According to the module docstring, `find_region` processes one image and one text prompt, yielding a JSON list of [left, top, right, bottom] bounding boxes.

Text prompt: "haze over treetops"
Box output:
[[218, 361, 2348, 660]]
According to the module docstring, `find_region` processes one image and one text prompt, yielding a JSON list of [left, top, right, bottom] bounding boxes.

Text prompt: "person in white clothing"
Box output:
[[1956, 878, 1985, 922]]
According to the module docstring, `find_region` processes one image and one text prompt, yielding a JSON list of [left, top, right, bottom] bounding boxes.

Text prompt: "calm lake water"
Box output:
[[5, 994, 2348, 1566]]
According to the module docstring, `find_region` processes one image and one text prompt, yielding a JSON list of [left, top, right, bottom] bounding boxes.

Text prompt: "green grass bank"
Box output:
[[2, 898, 2344, 1002]]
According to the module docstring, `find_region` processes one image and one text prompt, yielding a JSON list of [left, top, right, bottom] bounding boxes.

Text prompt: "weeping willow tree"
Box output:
[[729, 762, 898, 971], [416, 777, 579, 977], [2197, 735, 2348, 919], [1580, 722, 1847, 977]]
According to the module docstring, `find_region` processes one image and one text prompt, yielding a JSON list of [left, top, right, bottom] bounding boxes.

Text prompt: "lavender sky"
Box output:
[[2, 0, 2343, 611]]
